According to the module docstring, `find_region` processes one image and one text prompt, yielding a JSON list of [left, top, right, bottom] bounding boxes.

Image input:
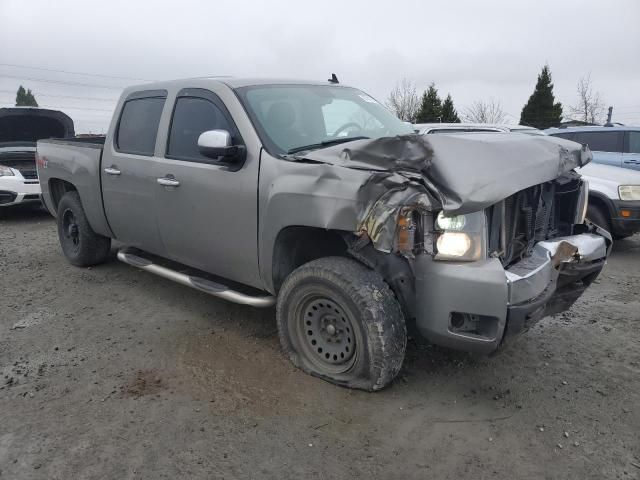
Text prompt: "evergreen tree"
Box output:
[[15, 85, 38, 107], [440, 94, 460, 123], [415, 83, 442, 123], [519, 65, 562, 129]]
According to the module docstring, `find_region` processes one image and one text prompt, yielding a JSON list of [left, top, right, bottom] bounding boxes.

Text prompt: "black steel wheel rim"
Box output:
[[296, 295, 357, 373], [62, 208, 80, 252]]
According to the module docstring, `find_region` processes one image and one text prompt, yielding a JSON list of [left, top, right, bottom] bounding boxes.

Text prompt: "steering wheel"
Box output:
[[332, 122, 362, 138]]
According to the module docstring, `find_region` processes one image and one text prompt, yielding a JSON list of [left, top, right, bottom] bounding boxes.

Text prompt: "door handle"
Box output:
[[157, 177, 180, 187], [624, 159, 640, 164], [104, 167, 121, 175]]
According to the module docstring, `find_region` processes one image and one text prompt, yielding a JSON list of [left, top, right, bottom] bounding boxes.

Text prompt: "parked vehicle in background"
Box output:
[[578, 162, 640, 239], [0, 107, 74, 209], [508, 125, 546, 136], [546, 126, 640, 171], [414, 123, 545, 135], [414, 123, 508, 134], [36, 77, 609, 390]]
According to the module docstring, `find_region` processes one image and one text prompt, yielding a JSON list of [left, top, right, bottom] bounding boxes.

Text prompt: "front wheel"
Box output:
[[276, 257, 406, 391], [57, 191, 111, 267], [586, 205, 611, 235]]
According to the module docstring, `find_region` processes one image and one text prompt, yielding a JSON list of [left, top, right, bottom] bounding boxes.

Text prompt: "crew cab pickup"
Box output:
[[0, 107, 73, 208], [37, 77, 610, 390]]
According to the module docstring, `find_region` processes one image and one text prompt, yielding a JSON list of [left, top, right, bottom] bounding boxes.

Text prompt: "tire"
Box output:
[[276, 256, 406, 391], [614, 233, 633, 240], [586, 205, 611, 234], [57, 191, 111, 267]]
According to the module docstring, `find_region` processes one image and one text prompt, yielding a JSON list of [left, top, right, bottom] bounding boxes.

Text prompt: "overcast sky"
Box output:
[[1, 0, 639, 133]]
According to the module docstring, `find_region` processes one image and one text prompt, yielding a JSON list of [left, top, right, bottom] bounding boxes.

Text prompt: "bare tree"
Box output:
[[568, 74, 605, 125], [386, 78, 419, 122], [462, 98, 506, 124]]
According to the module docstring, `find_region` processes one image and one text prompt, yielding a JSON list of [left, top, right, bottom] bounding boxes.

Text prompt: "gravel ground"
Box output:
[[1, 205, 639, 479]]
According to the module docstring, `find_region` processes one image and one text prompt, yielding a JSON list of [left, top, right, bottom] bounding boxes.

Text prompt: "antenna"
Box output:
[[328, 73, 339, 84]]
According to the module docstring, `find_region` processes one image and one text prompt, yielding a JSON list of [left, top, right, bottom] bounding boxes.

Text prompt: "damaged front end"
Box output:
[[300, 133, 610, 353]]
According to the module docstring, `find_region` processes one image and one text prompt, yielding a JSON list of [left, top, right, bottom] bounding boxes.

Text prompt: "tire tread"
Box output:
[[276, 256, 406, 391]]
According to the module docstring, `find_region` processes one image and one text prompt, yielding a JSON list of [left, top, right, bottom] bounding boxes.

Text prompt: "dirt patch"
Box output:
[[119, 370, 164, 398]]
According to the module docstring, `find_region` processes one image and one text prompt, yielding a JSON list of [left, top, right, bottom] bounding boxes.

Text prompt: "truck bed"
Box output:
[[36, 137, 112, 238]]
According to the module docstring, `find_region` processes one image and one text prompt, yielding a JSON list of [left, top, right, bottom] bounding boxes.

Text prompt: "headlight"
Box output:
[[436, 232, 472, 257], [619, 185, 640, 201], [435, 213, 466, 230], [434, 211, 486, 261], [0, 165, 15, 177]]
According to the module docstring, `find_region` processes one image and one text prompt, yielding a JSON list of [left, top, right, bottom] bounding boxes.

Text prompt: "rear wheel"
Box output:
[[57, 191, 111, 267], [276, 257, 406, 391]]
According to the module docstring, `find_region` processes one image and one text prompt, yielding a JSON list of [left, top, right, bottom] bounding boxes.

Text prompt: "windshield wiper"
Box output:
[[287, 136, 370, 155]]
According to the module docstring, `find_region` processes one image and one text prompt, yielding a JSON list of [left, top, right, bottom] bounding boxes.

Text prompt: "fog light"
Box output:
[[621, 210, 631, 218]]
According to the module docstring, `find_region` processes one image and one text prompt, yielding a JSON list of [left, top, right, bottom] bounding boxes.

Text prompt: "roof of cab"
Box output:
[[125, 77, 351, 92]]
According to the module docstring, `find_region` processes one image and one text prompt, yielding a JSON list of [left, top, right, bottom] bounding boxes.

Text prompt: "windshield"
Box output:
[[236, 84, 413, 155]]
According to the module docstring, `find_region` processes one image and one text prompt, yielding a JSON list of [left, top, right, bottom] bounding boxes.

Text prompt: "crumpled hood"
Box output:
[[301, 133, 592, 215]]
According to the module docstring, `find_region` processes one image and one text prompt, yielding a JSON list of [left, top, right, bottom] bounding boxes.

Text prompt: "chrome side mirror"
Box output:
[[197, 130, 244, 163]]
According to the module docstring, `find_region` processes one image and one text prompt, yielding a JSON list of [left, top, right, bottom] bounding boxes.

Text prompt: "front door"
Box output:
[[153, 89, 261, 288], [101, 91, 167, 256]]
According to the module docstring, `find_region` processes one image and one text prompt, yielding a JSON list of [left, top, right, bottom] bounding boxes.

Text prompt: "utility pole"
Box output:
[[606, 106, 613, 125]]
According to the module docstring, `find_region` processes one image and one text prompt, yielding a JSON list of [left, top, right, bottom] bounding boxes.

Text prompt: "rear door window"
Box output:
[[572, 131, 623, 153], [167, 97, 232, 161], [626, 131, 640, 154], [116, 96, 165, 156]]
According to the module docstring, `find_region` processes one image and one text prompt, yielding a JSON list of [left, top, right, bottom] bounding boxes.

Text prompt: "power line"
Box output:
[[0, 89, 118, 103], [0, 74, 126, 90], [0, 63, 153, 82]]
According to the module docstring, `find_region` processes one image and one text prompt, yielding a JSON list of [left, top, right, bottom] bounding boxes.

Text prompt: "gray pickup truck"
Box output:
[[36, 77, 610, 390]]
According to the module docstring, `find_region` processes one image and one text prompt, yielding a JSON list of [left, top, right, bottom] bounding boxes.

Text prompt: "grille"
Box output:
[[19, 169, 38, 180], [0, 152, 38, 180], [492, 175, 582, 267]]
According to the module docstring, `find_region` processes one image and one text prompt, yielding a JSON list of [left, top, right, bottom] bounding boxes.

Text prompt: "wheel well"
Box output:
[[588, 194, 611, 221], [49, 178, 77, 212], [272, 227, 348, 293]]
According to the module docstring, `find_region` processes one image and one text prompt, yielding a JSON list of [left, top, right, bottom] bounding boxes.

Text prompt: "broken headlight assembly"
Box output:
[[434, 211, 486, 261], [395, 207, 420, 257], [0, 165, 15, 177]]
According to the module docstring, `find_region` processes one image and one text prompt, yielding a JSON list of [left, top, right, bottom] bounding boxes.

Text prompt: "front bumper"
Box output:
[[0, 176, 41, 206], [611, 200, 640, 237], [414, 230, 609, 354]]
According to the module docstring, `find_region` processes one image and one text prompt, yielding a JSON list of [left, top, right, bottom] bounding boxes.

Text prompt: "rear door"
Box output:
[[101, 90, 167, 255], [152, 88, 260, 287], [623, 131, 640, 170], [572, 130, 624, 168]]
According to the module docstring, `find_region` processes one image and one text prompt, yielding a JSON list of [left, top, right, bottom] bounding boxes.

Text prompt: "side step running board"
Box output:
[[117, 248, 275, 308]]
